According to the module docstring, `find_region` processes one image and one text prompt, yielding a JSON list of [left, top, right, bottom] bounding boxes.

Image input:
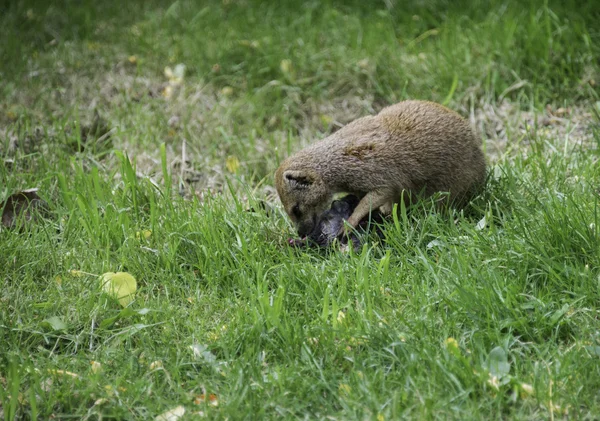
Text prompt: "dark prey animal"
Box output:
[[288, 195, 385, 250]]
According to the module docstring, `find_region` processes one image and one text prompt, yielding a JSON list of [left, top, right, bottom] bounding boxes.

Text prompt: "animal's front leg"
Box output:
[[337, 190, 390, 239]]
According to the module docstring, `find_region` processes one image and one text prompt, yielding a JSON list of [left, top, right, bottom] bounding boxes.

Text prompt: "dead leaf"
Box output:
[[47, 369, 79, 378], [99, 272, 137, 307], [90, 361, 102, 374], [220, 86, 233, 96], [155, 405, 185, 421], [280, 59, 292, 74], [1, 188, 49, 229], [225, 156, 240, 173], [194, 393, 218, 406]]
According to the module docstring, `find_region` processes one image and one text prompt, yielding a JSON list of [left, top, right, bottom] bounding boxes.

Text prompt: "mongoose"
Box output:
[[289, 195, 385, 249], [275, 100, 486, 238]]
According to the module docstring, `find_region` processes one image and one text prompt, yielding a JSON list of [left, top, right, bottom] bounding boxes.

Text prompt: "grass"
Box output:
[[1, 0, 600, 419]]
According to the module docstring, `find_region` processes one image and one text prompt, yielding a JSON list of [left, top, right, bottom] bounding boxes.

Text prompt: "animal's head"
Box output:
[[275, 166, 331, 237]]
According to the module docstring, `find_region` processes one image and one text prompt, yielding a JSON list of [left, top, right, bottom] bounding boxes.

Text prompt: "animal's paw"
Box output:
[[288, 237, 308, 247]]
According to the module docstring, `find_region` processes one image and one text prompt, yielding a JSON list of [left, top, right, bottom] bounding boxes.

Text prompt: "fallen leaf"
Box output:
[[155, 405, 185, 421], [149, 360, 163, 370], [220, 86, 233, 96], [487, 374, 500, 391], [189, 344, 217, 364], [338, 384, 351, 395], [225, 156, 240, 173], [1, 188, 48, 229], [47, 369, 79, 378], [486, 346, 510, 377], [194, 394, 218, 406], [100, 272, 137, 307], [475, 216, 487, 230], [444, 337, 459, 353], [280, 59, 292, 74], [164, 64, 186, 85], [69, 269, 86, 277], [520, 382, 534, 397], [42, 316, 68, 331], [162, 85, 174, 99], [135, 230, 152, 240], [90, 361, 102, 374]]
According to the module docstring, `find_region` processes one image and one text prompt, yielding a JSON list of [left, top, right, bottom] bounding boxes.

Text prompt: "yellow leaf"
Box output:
[[338, 383, 351, 395], [90, 361, 102, 374], [47, 369, 79, 378], [162, 85, 173, 99], [225, 156, 240, 174], [320, 114, 333, 127], [220, 86, 234, 96], [100, 272, 137, 307], [280, 59, 292, 74], [377, 414, 384, 421], [128, 55, 137, 64], [149, 360, 163, 370], [487, 374, 500, 391], [135, 230, 152, 240], [444, 337, 459, 352], [155, 406, 185, 421], [164, 64, 185, 85], [336, 310, 346, 324], [520, 382, 534, 398]]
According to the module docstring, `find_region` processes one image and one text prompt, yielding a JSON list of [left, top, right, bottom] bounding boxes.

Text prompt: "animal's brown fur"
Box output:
[[275, 100, 486, 237]]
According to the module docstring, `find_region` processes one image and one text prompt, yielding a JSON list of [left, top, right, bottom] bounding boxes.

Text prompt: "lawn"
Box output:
[[1, 0, 600, 419]]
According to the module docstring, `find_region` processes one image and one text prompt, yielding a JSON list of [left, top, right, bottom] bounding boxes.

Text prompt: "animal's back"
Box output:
[[376, 101, 485, 200]]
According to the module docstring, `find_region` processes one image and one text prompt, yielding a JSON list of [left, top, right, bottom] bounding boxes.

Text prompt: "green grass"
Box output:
[[1, 0, 600, 419]]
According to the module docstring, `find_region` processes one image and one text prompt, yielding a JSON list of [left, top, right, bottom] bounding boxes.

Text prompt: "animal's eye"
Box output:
[[292, 204, 302, 218]]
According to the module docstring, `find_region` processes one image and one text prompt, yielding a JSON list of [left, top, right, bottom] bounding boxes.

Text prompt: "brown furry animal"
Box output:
[[276, 100, 486, 237]]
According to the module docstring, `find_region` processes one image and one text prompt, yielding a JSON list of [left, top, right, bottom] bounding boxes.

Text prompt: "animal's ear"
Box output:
[[283, 170, 313, 189]]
